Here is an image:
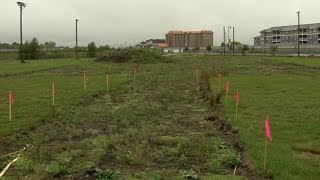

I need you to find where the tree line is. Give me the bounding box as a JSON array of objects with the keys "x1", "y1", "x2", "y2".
[{"x1": 0, "y1": 38, "x2": 111, "y2": 59}]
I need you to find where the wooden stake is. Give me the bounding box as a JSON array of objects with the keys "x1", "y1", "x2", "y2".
[
  {"x1": 226, "y1": 90, "x2": 228, "y2": 106},
  {"x1": 264, "y1": 135, "x2": 268, "y2": 170},
  {"x1": 9, "y1": 91, "x2": 12, "y2": 121},
  {"x1": 52, "y1": 82, "x2": 55, "y2": 106},
  {"x1": 195, "y1": 67, "x2": 199, "y2": 83},
  {"x1": 0, "y1": 156, "x2": 20, "y2": 177},
  {"x1": 133, "y1": 66, "x2": 137, "y2": 81},
  {"x1": 83, "y1": 72, "x2": 87, "y2": 92},
  {"x1": 233, "y1": 165, "x2": 237, "y2": 175},
  {"x1": 235, "y1": 103, "x2": 238, "y2": 121},
  {"x1": 0, "y1": 148, "x2": 25, "y2": 159},
  {"x1": 106, "y1": 74, "x2": 110, "y2": 94}
]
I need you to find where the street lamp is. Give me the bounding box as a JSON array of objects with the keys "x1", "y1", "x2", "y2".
[
  {"x1": 297, "y1": 11, "x2": 300, "y2": 57},
  {"x1": 17, "y1": 2, "x2": 26, "y2": 63},
  {"x1": 76, "y1": 19, "x2": 79, "y2": 60},
  {"x1": 228, "y1": 25, "x2": 231, "y2": 45}
]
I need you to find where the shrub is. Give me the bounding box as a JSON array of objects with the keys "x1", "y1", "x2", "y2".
[
  {"x1": 206, "y1": 44, "x2": 212, "y2": 52},
  {"x1": 87, "y1": 42, "x2": 97, "y2": 58},
  {"x1": 46, "y1": 157, "x2": 71, "y2": 177},
  {"x1": 20, "y1": 37, "x2": 40, "y2": 60},
  {"x1": 95, "y1": 48, "x2": 165, "y2": 63},
  {"x1": 15, "y1": 156, "x2": 35, "y2": 173},
  {"x1": 180, "y1": 169, "x2": 198, "y2": 180},
  {"x1": 241, "y1": 45, "x2": 249, "y2": 55},
  {"x1": 94, "y1": 168, "x2": 122, "y2": 180}
]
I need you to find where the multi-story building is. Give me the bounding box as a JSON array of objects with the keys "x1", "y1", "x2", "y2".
[
  {"x1": 254, "y1": 23, "x2": 320, "y2": 47},
  {"x1": 165, "y1": 30, "x2": 213, "y2": 49}
]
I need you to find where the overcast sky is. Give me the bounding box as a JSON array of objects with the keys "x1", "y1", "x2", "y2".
[{"x1": 1, "y1": 0, "x2": 319, "y2": 47}]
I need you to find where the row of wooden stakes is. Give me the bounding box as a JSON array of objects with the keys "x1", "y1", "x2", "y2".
[{"x1": 6, "y1": 66, "x2": 138, "y2": 121}]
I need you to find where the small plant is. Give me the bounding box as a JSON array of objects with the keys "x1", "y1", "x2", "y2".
[
  {"x1": 15, "y1": 155, "x2": 35, "y2": 173},
  {"x1": 46, "y1": 157, "x2": 71, "y2": 177},
  {"x1": 225, "y1": 153, "x2": 242, "y2": 167},
  {"x1": 177, "y1": 154, "x2": 188, "y2": 167},
  {"x1": 46, "y1": 161, "x2": 69, "y2": 177},
  {"x1": 193, "y1": 47, "x2": 200, "y2": 52},
  {"x1": 180, "y1": 169, "x2": 198, "y2": 179},
  {"x1": 94, "y1": 168, "x2": 122, "y2": 180}
]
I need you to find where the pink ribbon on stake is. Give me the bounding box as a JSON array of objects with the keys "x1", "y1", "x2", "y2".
[
  {"x1": 9, "y1": 91, "x2": 14, "y2": 105},
  {"x1": 265, "y1": 116, "x2": 272, "y2": 142},
  {"x1": 226, "y1": 82, "x2": 230, "y2": 92},
  {"x1": 236, "y1": 89, "x2": 240, "y2": 105}
]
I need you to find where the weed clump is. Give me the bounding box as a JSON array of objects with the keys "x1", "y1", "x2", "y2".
[
  {"x1": 95, "y1": 48, "x2": 165, "y2": 63},
  {"x1": 94, "y1": 168, "x2": 122, "y2": 180},
  {"x1": 199, "y1": 71, "x2": 224, "y2": 106}
]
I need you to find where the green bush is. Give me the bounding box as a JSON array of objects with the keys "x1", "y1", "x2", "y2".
[
  {"x1": 180, "y1": 169, "x2": 198, "y2": 179},
  {"x1": 95, "y1": 48, "x2": 165, "y2": 63},
  {"x1": 46, "y1": 158, "x2": 70, "y2": 177},
  {"x1": 94, "y1": 168, "x2": 122, "y2": 180},
  {"x1": 87, "y1": 42, "x2": 97, "y2": 58},
  {"x1": 15, "y1": 156, "x2": 35, "y2": 173}
]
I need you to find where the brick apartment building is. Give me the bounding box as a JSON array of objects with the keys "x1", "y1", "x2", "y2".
[
  {"x1": 165, "y1": 30, "x2": 213, "y2": 49},
  {"x1": 254, "y1": 23, "x2": 320, "y2": 47}
]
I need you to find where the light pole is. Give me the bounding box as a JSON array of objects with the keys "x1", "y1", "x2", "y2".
[
  {"x1": 297, "y1": 11, "x2": 300, "y2": 57},
  {"x1": 233, "y1": 26, "x2": 235, "y2": 56},
  {"x1": 17, "y1": 2, "x2": 26, "y2": 63},
  {"x1": 76, "y1": 19, "x2": 79, "y2": 60},
  {"x1": 228, "y1": 25, "x2": 231, "y2": 44},
  {"x1": 223, "y1": 26, "x2": 226, "y2": 55}
]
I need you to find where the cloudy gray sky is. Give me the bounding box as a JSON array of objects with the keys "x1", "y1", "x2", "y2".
[{"x1": 1, "y1": 0, "x2": 319, "y2": 47}]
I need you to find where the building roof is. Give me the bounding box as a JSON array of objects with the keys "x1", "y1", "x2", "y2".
[
  {"x1": 158, "y1": 43, "x2": 168, "y2": 48},
  {"x1": 167, "y1": 30, "x2": 213, "y2": 35},
  {"x1": 260, "y1": 23, "x2": 320, "y2": 33}
]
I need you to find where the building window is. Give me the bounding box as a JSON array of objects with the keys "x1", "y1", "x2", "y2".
[
  {"x1": 318, "y1": 34, "x2": 320, "y2": 38},
  {"x1": 318, "y1": 28, "x2": 320, "y2": 32},
  {"x1": 318, "y1": 40, "x2": 320, "y2": 43}
]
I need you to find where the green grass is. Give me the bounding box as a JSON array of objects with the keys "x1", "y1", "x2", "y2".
[
  {"x1": 0, "y1": 59, "x2": 84, "y2": 76},
  {"x1": 0, "y1": 59, "x2": 129, "y2": 136},
  {"x1": 203, "y1": 55, "x2": 320, "y2": 179},
  {"x1": 0, "y1": 55, "x2": 319, "y2": 179},
  {"x1": 265, "y1": 56, "x2": 320, "y2": 68},
  {"x1": 223, "y1": 75, "x2": 320, "y2": 179}
]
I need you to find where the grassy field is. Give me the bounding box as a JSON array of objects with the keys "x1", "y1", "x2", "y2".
[
  {"x1": 201, "y1": 55, "x2": 320, "y2": 179},
  {"x1": 0, "y1": 55, "x2": 319, "y2": 179},
  {"x1": 0, "y1": 59, "x2": 130, "y2": 136}
]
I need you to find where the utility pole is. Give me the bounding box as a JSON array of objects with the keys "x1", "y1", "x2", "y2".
[
  {"x1": 228, "y1": 25, "x2": 231, "y2": 44},
  {"x1": 76, "y1": 19, "x2": 79, "y2": 60},
  {"x1": 297, "y1": 11, "x2": 300, "y2": 57},
  {"x1": 223, "y1": 26, "x2": 226, "y2": 55},
  {"x1": 17, "y1": 2, "x2": 26, "y2": 63},
  {"x1": 233, "y1": 26, "x2": 235, "y2": 56}
]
